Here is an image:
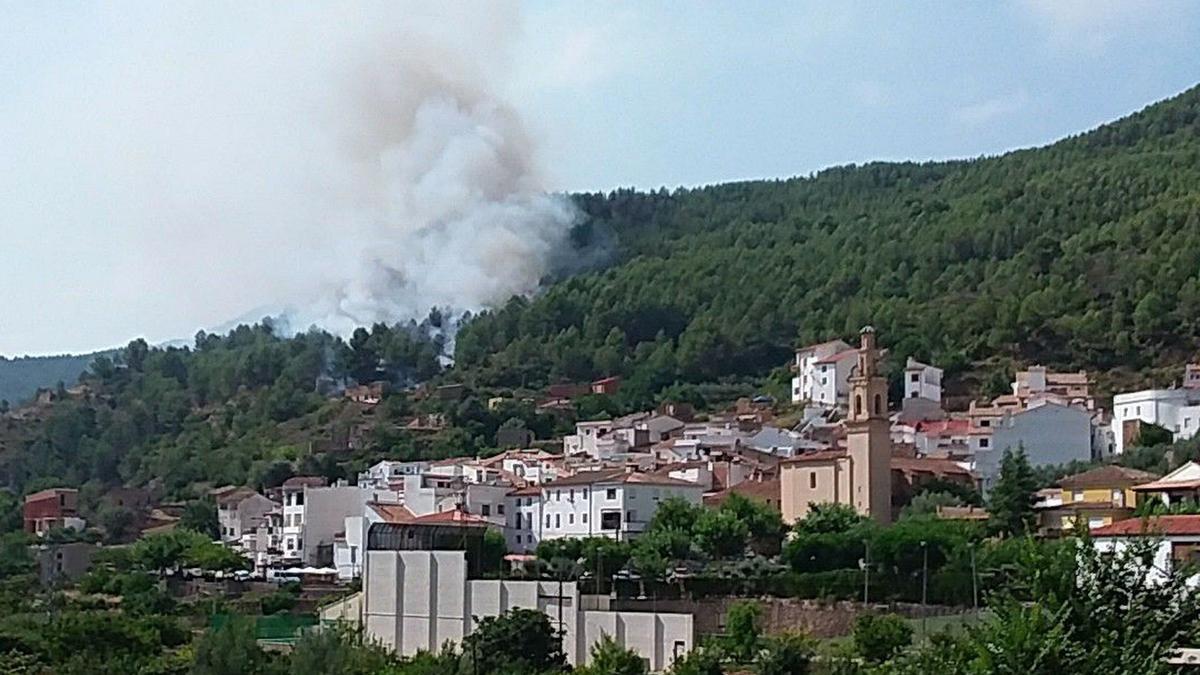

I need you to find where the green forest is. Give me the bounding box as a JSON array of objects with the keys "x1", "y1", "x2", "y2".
[{"x1": 456, "y1": 84, "x2": 1200, "y2": 399}]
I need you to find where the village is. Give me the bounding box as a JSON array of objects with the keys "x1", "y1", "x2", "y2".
[{"x1": 16, "y1": 325, "x2": 1200, "y2": 667}]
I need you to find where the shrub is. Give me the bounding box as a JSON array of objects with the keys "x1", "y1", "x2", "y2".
[{"x1": 852, "y1": 614, "x2": 913, "y2": 664}]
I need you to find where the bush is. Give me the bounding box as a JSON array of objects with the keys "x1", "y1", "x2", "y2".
[
  {"x1": 755, "y1": 632, "x2": 815, "y2": 675},
  {"x1": 852, "y1": 614, "x2": 913, "y2": 664},
  {"x1": 725, "y1": 600, "x2": 762, "y2": 662}
]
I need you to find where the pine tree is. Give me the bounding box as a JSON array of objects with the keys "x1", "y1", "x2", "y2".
[{"x1": 989, "y1": 447, "x2": 1038, "y2": 536}]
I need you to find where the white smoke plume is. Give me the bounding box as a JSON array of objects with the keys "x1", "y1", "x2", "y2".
[{"x1": 0, "y1": 2, "x2": 577, "y2": 353}]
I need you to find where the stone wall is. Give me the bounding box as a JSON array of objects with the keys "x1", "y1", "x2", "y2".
[{"x1": 610, "y1": 597, "x2": 962, "y2": 638}]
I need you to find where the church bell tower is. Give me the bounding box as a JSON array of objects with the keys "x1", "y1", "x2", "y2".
[{"x1": 846, "y1": 326, "x2": 892, "y2": 523}]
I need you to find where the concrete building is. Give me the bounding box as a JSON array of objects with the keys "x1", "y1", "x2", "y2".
[
  {"x1": 1111, "y1": 387, "x2": 1200, "y2": 454},
  {"x1": 1012, "y1": 366, "x2": 1093, "y2": 409},
  {"x1": 281, "y1": 477, "x2": 327, "y2": 560},
  {"x1": 975, "y1": 401, "x2": 1095, "y2": 493},
  {"x1": 34, "y1": 542, "x2": 96, "y2": 585},
  {"x1": 903, "y1": 358, "x2": 943, "y2": 403},
  {"x1": 354, "y1": 550, "x2": 694, "y2": 669},
  {"x1": 780, "y1": 327, "x2": 893, "y2": 524},
  {"x1": 301, "y1": 484, "x2": 403, "y2": 566},
  {"x1": 505, "y1": 485, "x2": 544, "y2": 553},
  {"x1": 538, "y1": 470, "x2": 705, "y2": 542},
  {"x1": 23, "y1": 488, "x2": 85, "y2": 536},
  {"x1": 215, "y1": 487, "x2": 276, "y2": 544},
  {"x1": 1132, "y1": 461, "x2": 1200, "y2": 508},
  {"x1": 789, "y1": 339, "x2": 856, "y2": 407},
  {"x1": 357, "y1": 460, "x2": 432, "y2": 490}
]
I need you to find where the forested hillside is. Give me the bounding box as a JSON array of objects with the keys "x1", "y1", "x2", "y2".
[
  {"x1": 455, "y1": 85, "x2": 1200, "y2": 400},
  {"x1": 0, "y1": 353, "x2": 109, "y2": 406}
]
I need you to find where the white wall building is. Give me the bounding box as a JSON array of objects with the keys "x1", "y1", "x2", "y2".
[
  {"x1": 790, "y1": 339, "x2": 856, "y2": 406},
  {"x1": 1111, "y1": 387, "x2": 1200, "y2": 454},
  {"x1": 300, "y1": 484, "x2": 401, "y2": 565},
  {"x1": 1091, "y1": 516, "x2": 1200, "y2": 588},
  {"x1": 216, "y1": 488, "x2": 277, "y2": 544},
  {"x1": 539, "y1": 470, "x2": 705, "y2": 542},
  {"x1": 357, "y1": 460, "x2": 432, "y2": 490},
  {"x1": 506, "y1": 486, "x2": 543, "y2": 553},
  {"x1": 975, "y1": 401, "x2": 1095, "y2": 493},
  {"x1": 352, "y1": 550, "x2": 694, "y2": 669},
  {"x1": 903, "y1": 358, "x2": 943, "y2": 403}
]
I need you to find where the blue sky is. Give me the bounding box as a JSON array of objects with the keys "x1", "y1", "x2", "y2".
[{"x1": 1, "y1": 1, "x2": 1199, "y2": 356}]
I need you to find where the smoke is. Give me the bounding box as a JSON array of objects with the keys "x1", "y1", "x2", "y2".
[
  {"x1": 285, "y1": 14, "x2": 579, "y2": 335},
  {"x1": 0, "y1": 2, "x2": 577, "y2": 353}
]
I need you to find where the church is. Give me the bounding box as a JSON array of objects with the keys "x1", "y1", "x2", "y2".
[{"x1": 779, "y1": 326, "x2": 893, "y2": 524}]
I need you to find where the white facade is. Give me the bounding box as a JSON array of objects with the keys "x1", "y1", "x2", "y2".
[
  {"x1": 540, "y1": 474, "x2": 705, "y2": 542},
  {"x1": 1093, "y1": 532, "x2": 1200, "y2": 588},
  {"x1": 357, "y1": 460, "x2": 432, "y2": 489},
  {"x1": 357, "y1": 550, "x2": 694, "y2": 669},
  {"x1": 217, "y1": 491, "x2": 277, "y2": 544},
  {"x1": 1111, "y1": 388, "x2": 1200, "y2": 454},
  {"x1": 904, "y1": 358, "x2": 943, "y2": 403},
  {"x1": 790, "y1": 339, "x2": 855, "y2": 406},
  {"x1": 506, "y1": 489, "x2": 543, "y2": 553},
  {"x1": 281, "y1": 488, "x2": 306, "y2": 560},
  {"x1": 402, "y1": 474, "x2": 465, "y2": 516},
  {"x1": 976, "y1": 401, "x2": 1094, "y2": 493}
]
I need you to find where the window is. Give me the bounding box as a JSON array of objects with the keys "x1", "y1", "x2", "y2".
[
  {"x1": 626, "y1": 510, "x2": 637, "y2": 523},
  {"x1": 350, "y1": 546, "x2": 357, "y2": 564},
  {"x1": 855, "y1": 395, "x2": 863, "y2": 415},
  {"x1": 481, "y1": 505, "x2": 491, "y2": 516},
  {"x1": 809, "y1": 472, "x2": 817, "y2": 489},
  {"x1": 569, "y1": 489, "x2": 575, "y2": 500},
  {"x1": 497, "y1": 504, "x2": 505, "y2": 515},
  {"x1": 516, "y1": 535, "x2": 522, "y2": 544},
  {"x1": 910, "y1": 373, "x2": 919, "y2": 383},
  {"x1": 582, "y1": 513, "x2": 588, "y2": 524},
  {"x1": 583, "y1": 488, "x2": 589, "y2": 499},
  {"x1": 979, "y1": 438, "x2": 989, "y2": 448},
  {"x1": 555, "y1": 490, "x2": 561, "y2": 501},
  {"x1": 568, "y1": 513, "x2": 574, "y2": 525},
  {"x1": 980, "y1": 419, "x2": 990, "y2": 427},
  {"x1": 600, "y1": 511, "x2": 621, "y2": 530},
  {"x1": 526, "y1": 513, "x2": 533, "y2": 528},
  {"x1": 911, "y1": 391, "x2": 918, "y2": 398},
  {"x1": 873, "y1": 394, "x2": 882, "y2": 415},
  {"x1": 606, "y1": 489, "x2": 617, "y2": 500},
  {"x1": 1073, "y1": 490, "x2": 1084, "y2": 503},
  {"x1": 555, "y1": 514, "x2": 561, "y2": 528},
  {"x1": 546, "y1": 515, "x2": 551, "y2": 528}
]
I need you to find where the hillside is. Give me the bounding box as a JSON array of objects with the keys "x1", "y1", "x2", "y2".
[
  {"x1": 455, "y1": 85, "x2": 1200, "y2": 402},
  {"x1": 0, "y1": 353, "x2": 110, "y2": 406}
]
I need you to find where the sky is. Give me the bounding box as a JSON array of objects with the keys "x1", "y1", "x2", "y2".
[{"x1": 2, "y1": 1, "x2": 1199, "y2": 357}]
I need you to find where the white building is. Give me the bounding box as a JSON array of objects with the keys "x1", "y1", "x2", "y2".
[
  {"x1": 903, "y1": 358, "x2": 942, "y2": 403},
  {"x1": 479, "y1": 449, "x2": 564, "y2": 485},
  {"x1": 1111, "y1": 387, "x2": 1200, "y2": 454},
  {"x1": 539, "y1": 470, "x2": 705, "y2": 542},
  {"x1": 280, "y1": 477, "x2": 327, "y2": 560},
  {"x1": 350, "y1": 550, "x2": 694, "y2": 669},
  {"x1": 1091, "y1": 515, "x2": 1200, "y2": 588},
  {"x1": 300, "y1": 484, "x2": 401, "y2": 565},
  {"x1": 357, "y1": 460, "x2": 432, "y2": 490},
  {"x1": 216, "y1": 487, "x2": 278, "y2": 544},
  {"x1": 790, "y1": 339, "x2": 856, "y2": 407},
  {"x1": 505, "y1": 485, "x2": 544, "y2": 553}
]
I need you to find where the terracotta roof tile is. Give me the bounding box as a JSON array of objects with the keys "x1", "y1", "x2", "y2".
[
  {"x1": 1091, "y1": 515, "x2": 1200, "y2": 537},
  {"x1": 1058, "y1": 465, "x2": 1160, "y2": 490}
]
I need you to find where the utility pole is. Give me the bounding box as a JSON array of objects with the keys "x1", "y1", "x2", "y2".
[
  {"x1": 920, "y1": 541, "x2": 929, "y2": 643},
  {"x1": 970, "y1": 543, "x2": 979, "y2": 617},
  {"x1": 862, "y1": 539, "x2": 870, "y2": 605}
]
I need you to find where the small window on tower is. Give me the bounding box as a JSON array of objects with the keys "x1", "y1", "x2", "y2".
[{"x1": 809, "y1": 472, "x2": 817, "y2": 489}]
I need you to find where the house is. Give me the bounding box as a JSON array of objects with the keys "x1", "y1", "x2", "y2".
[
  {"x1": 347, "y1": 550, "x2": 694, "y2": 669},
  {"x1": 1111, "y1": 386, "x2": 1200, "y2": 454},
  {"x1": 789, "y1": 339, "x2": 856, "y2": 407},
  {"x1": 1012, "y1": 366, "x2": 1093, "y2": 410},
  {"x1": 974, "y1": 400, "x2": 1096, "y2": 493},
  {"x1": 890, "y1": 456, "x2": 977, "y2": 513},
  {"x1": 780, "y1": 327, "x2": 892, "y2": 524},
  {"x1": 478, "y1": 448, "x2": 563, "y2": 485},
  {"x1": 590, "y1": 376, "x2": 621, "y2": 396},
  {"x1": 345, "y1": 381, "x2": 387, "y2": 405},
  {"x1": 281, "y1": 476, "x2": 328, "y2": 559},
  {"x1": 23, "y1": 488, "x2": 85, "y2": 536},
  {"x1": 538, "y1": 469, "x2": 705, "y2": 542},
  {"x1": 216, "y1": 488, "x2": 277, "y2": 544},
  {"x1": 1091, "y1": 515, "x2": 1200, "y2": 586},
  {"x1": 357, "y1": 460, "x2": 432, "y2": 490},
  {"x1": 300, "y1": 483, "x2": 403, "y2": 566},
  {"x1": 1132, "y1": 461, "x2": 1200, "y2": 508},
  {"x1": 903, "y1": 358, "x2": 943, "y2": 403},
  {"x1": 1043, "y1": 465, "x2": 1161, "y2": 534},
  {"x1": 33, "y1": 542, "x2": 96, "y2": 585},
  {"x1": 505, "y1": 485, "x2": 544, "y2": 553},
  {"x1": 703, "y1": 479, "x2": 782, "y2": 513}
]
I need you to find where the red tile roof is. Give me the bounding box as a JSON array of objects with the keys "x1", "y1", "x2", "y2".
[
  {"x1": 368, "y1": 503, "x2": 417, "y2": 524},
  {"x1": 411, "y1": 509, "x2": 491, "y2": 527},
  {"x1": 1091, "y1": 515, "x2": 1200, "y2": 537},
  {"x1": 780, "y1": 450, "x2": 848, "y2": 464},
  {"x1": 282, "y1": 476, "x2": 327, "y2": 489},
  {"x1": 1058, "y1": 465, "x2": 1160, "y2": 490},
  {"x1": 914, "y1": 419, "x2": 971, "y2": 435},
  {"x1": 813, "y1": 349, "x2": 858, "y2": 365},
  {"x1": 890, "y1": 456, "x2": 974, "y2": 477}
]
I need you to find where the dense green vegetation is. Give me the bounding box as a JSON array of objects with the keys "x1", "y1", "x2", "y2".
[
  {"x1": 457, "y1": 85, "x2": 1200, "y2": 401},
  {"x1": 0, "y1": 352, "x2": 110, "y2": 406}
]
